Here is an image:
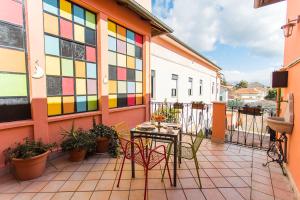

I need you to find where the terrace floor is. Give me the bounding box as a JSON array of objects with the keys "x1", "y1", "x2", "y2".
[{"x1": 0, "y1": 139, "x2": 296, "y2": 200}]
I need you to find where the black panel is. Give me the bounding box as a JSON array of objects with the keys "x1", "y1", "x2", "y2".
[
  {"x1": 0, "y1": 22, "x2": 24, "y2": 49},
  {"x1": 47, "y1": 76, "x2": 62, "y2": 96},
  {"x1": 117, "y1": 94, "x2": 127, "y2": 107},
  {"x1": 73, "y1": 43, "x2": 85, "y2": 60},
  {"x1": 272, "y1": 71, "x2": 288, "y2": 88},
  {"x1": 85, "y1": 28, "x2": 96, "y2": 45},
  {"x1": 61, "y1": 39, "x2": 73, "y2": 58},
  {"x1": 135, "y1": 46, "x2": 142, "y2": 58},
  {"x1": 109, "y1": 65, "x2": 117, "y2": 80},
  {"x1": 0, "y1": 97, "x2": 31, "y2": 122},
  {"x1": 127, "y1": 69, "x2": 135, "y2": 81}
]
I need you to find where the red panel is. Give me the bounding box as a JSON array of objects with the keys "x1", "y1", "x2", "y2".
[
  {"x1": 60, "y1": 19, "x2": 73, "y2": 39},
  {"x1": 86, "y1": 46, "x2": 96, "y2": 62},
  {"x1": 0, "y1": 0, "x2": 23, "y2": 26},
  {"x1": 117, "y1": 67, "x2": 126, "y2": 80},
  {"x1": 127, "y1": 94, "x2": 135, "y2": 106},
  {"x1": 62, "y1": 77, "x2": 74, "y2": 95},
  {"x1": 135, "y1": 34, "x2": 143, "y2": 45}
]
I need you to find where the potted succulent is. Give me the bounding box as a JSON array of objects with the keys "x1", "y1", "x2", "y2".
[
  {"x1": 3, "y1": 138, "x2": 56, "y2": 181},
  {"x1": 61, "y1": 124, "x2": 96, "y2": 162},
  {"x1": 90, "y1": 123, "x2": 119, "y2": 157},
  {"x1": 192, "y1": 101, "x2": 205, "y2": 109}
]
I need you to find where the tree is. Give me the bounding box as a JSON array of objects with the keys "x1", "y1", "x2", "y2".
[
  {"x1": 265, "y1": 89, "x2": 277, "y2": 100},
  {"x1": 234, "y1": 80, "x2": 248, "y2": 89}
]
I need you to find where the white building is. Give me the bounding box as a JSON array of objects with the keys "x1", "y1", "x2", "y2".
[
  {"x1": 234, "y1": 88, "x2": 267, "y2": 103},
  {"x1": 150, "y1": 34, "x2": 221, "y2": 104},
  {"x1": 220, "y1": 85, "x2": 229, "y2": 102}
]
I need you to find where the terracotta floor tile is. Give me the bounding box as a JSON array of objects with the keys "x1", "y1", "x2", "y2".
[
  {"x1": 224, "y1": 162, "x2": 241, "y2": 169},
  {"x1": 129, "y1": 190, "x2": 144, "y2": 200},
  {"x1": 148, "y1": 178, "x2": 165, "y2": 189},
  {"x1": 70, "y1": 192, "x2": 92, "y2": 200},
  {"x1": 85, "y1": 171, "x2": 103, "y2": 180},
  {"x1": 101, "y1": 171, "x2": 118, "y2": 180},
  {"x1": 184, "y1": 189, "x2": 206, "y2": 200},
  {"x1": 35, "y1": 171, "x2": 59, "y2": 181},
  {"x1": 51, "y1": 192, "x2": 74, "y2": 200},
  {"x1": 232, "y1": 168, "x2": 251, "y2": 176},
  {"x1": 130, "y1": 179, "x2": 146, "y2": 190},
  {"x1": 241, "y1": 176, "x2": 252, "y2": 187},
  {"x1": 41, "y1": 181, "x2": 65, "y2": 192},
  {"x1": 149, "y1": 190, "x2": 167, "y2": 200},
  {"x1": 177, "y1": 170, "x2": 193, "y2": 178},
  {"x1": 199, "y1": 161, "x2": 215, "y2": 168},
  {"x1": 211, "y1": 162, "x2": 228, "y2": 168},
  {"x1": 164, "y1": 178, "x2": 182, "y2": 189},
  {"x1": 77, "y1": 180, "x2": 98, "y2": 191},
  {"x1": 12, "y1": 193, "x2": 36, "y2": 200},
  {"x1": 218, "y1": 188, "x2": 244, "y2": 200},
  {"x1": 252, "y1": 168, "x2": 270, "y2": 178},
  {"x1": 211, "y1": 177, "x2": 232, "y2": 187},
  {"x1": 251, "y1": 190, "x2": 274, "y2": 200},
  {"x1": 63, "y1": 164, "x2": 80, "y2": 172},
  {"x1": 190, "y1": 169, "x2": 208, "y2": 178},
  {"x1": 95, "y1": 179, "x2": 114, "y2": 190},
  {"x1": 252, "y1": 181, "x2": 273, "y2": 196},
  {"x1": 148, "y1": 170, "x2": 163, "y2": 179},
  {"x1": 180, "y1": 178, "x2": 199, "y2": 189},
  {"x1": 91, "y1": 164, "x2": 107, "y2": 171},
  {"x1": 53, "y1": 172, "x2": 73, "y2": 181},
  {"x1": 0, "y1": 181, "x2": 31, "y2": 193},
  {"x1": 90, "y1": 191, "x2": 111, "y2": 200},
  {"x1": 218, "y1": 169, "x2": 237, "y2": 177},
  {"x1": 22, "y1": 181, "x2": 48, "y2": 192},
  {"x1": 113, "y1": 179, "x2": 131, "y2": 190},
  {"x1": 76, "y1": 164, "x2": 93, "y2": 172},
  {"x1": 225, "y1": 177, "x2": 248, "y2": 188},
  {"x1": 59, "y1": 181, "x2": 81, "y2": 192},
  {"x1": 69, "y1": 172, "x2": 88, "y2": 181},
  {"x1": 110, "y1": 191, "x2": 129, "y2": 200},
  {"x1": 199, "y1": 178, "x2": 215, "y2": 188},
  {"x1": 273, "y1": 187, "x2": 296, "y2": 200},
  {"x1": 166, "y1": 189, "x2": 186, "y2": 200},
  {"x1": 252, "y1": 173, "x2": 272, "y2": 185},
  {"x1": 236, "y1": 187, "x2": 251, "y2": 200},
  {"x1": 202, "y1": 188, "x2": 225, "y2": 200},
  {"x1": 32, "y1": 192, "x2": 54, "y2": 200},
  {"x1": 204, "y1": 169, "x2": 223, "y2": 177},
  {"x1": 271, "y1": 178, "x2": 293, "y2": 192},
  {"x1": 0, "y1": 193, "x2": 16, "y2": 200}
]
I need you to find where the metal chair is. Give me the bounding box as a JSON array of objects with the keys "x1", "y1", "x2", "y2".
[
  {"x1": 162, "y1": 129, "x2": 205, "y2": 188},
  {"x1": 117, "y1": 137, "x2": 172, "y2": 200}
]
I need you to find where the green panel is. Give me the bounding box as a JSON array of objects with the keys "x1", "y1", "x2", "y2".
[
  {"x1": 87, "y1": 95, "x2": 97, "y2": 110},
  {"x1": 61, "y1": 58, "x2": 74, "y2": 76},
  {"x1": 85, "y1": 11, "x2": 96, "y2": 29},
  {"x1": 0, "y1": 73, "x2": 27, "y2": 97}
]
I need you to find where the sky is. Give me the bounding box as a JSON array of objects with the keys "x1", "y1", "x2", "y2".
[{"x1": 151, "y1": 0, "x2": 287, "y2": 85}]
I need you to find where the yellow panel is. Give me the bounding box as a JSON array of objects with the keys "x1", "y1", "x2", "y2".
[
  {"x1": 44, "y1": 13, "x2": 59, "y2": 35},
  {"x1": 60, "y1": 0, "x2": 72, "y2": 20},
  {"x1": 75, "y1": 61, "x2": 85, "y2": 77},
  {"x1": 127, "y1": 56, "x2": 135, "y2": 69},
  {"x1": 76, "y1": 78, "x2": 86, "y2": 95},
  {"x1": 108, "y1": 51, "x2": 116, "y2": 65},
  {"x1": 0, "y1": 48, "x2": 25, "y2": 73},
  {"x1": 109, "y1": 95, "x2": 117, "y2": 108},
  {"x1": 63, "y1": 96, "x2": 74, "y2": 114},
  {"x1": 127, "y1": 43, "x2": 135, "y2": 57},
  {"x1": 108, "y1": 21, "x2": 116, "y2": 37},
  {"x1": 136, "y1": 82, "x2": 142, "y2": 93},
  {"x1": 117, "y1": 53, "x2": 126, "y2": 67},
  {"x1": 74, "y1": 24, "x2": 84, "y2": 43},
  {"x1": 48, "y1": 97, "x2": 62, "y2": 116},
  {"x1": 136, "y1": 94, "x2": 143, "y2": 105},
  {"x1": 136, "y1": 70, "x2": 142, "y2": 82},
  {"x1": 117, "y1": 25, "x2": 126, "y2": 41},
  {"x1": 46, "y1": 56, "x2": 60, "y2": 75},
  {"x1": 109, "y1": 80, "x2": 117, "y2": 94}
]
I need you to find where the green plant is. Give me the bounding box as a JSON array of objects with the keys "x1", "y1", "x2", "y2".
[
  {"x1": 192, "y1": 101, "x2": 204, "y2": 104},
  {"x1": 90, "y1": 122, "x2": 119, "y2": 158},
  {"x1": 61, "y1": 124, "x2": 96, "y2": 154},
  {"x1": 3, "y1": 138, "x2": 56, "y2": 164}
]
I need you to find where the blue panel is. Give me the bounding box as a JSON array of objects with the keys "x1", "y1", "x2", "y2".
[
  {"x1": 45, "y1": 35, "x2": 59, "y2": 56},
  {"x1": 76, "y1": 96, "x2": 86, "y2": 112},
  {"x1": 127, "y1": 82, "x2": 135, "y2": 94},
  {"x1": 108, "y1": 36, "x2": 116, "y2": 51},
  {"x1": 87, "y1": 63, "x2": 97, "y2": 78},
  {"x1": 43, "y1": 0, "x2": 58, "y2": 15},
  {"x1": 73, "y1": 5, "x2": 84, "y2": 25},
  {"x1": 136, "y1": 59, "x2": 142, "y2": 70},
  {"x1": 126, "y1": 30, "x2": 135, "y2": 44}
]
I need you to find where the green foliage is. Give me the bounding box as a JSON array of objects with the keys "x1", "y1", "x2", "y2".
[
  {"x1": 227, "y1": 99, "x2": 244, "y2": 108},
  {"x1": 3, "y1": 138, "x2": 56, "y2": 164},
  {"x1": 61, "y1": 124, "x2": 96, "y2": 154},
  {"x1": 234, "y1": 80, "x2": 248, "y2": 89},
  {"x1": 90, "y1": 123, "x2": 119, "y2": 158},
  {"x1": 265, "y1": 89, "x2": 277, "y2": 100},
  {"x1": 154, "y1": 106, "x2": 180, "y2": 123}
]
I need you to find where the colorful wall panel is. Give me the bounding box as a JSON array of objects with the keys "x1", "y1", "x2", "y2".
[
  {"x1": 0, "y1": 0, "x2": 31, "y2": 123},
  {"x1": 108, "y1": 21, "x2": 143, "y2": 108},
  {"x1": 43, "y1": 0, "x2": 98, "y2": 116}
]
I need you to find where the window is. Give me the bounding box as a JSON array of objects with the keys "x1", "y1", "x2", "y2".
[
  {"x1": 171, "y1": 74, "x2": 178, "y2": 97},
  {"x1": 188, "y1": 77, "x2": 193, "y2": 96},
  {"x1": 0, "y1": 0, "x2": 31, "y2": 123},
  {"x1": 43, "y1": 0, "x2": 98, "y2": 116},
  {"x1": 199, "y1": 79, "x2": 203, "y2": 96},
  {"x1": 212, "y1": 82, "x2": 215, "y2": 94},
  {"x1": 108, "y1": 20, "x2": 143, "y2": 108},
  {"x1": 151, "y1": 70, "x2": 155, "y2": 99}
]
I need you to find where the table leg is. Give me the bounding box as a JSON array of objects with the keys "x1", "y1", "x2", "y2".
[
  {"x1": 179, "y1": 129, "x2": 182, "y2": 165},
  {"x1": 173, "y1": 137, "x2": 177, "y2": 186},
  {"x1": 131, "y1": 131, "x2": 135, "y2": 178}
]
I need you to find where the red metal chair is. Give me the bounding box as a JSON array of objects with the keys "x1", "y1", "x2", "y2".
[{"x1": 117, "y1": 137, "x2": 172, "y2": 200}]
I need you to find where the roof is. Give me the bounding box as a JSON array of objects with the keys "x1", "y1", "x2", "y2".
[
  {"x1": 235, "y1": 88, "x2": 262, "y2": 95},
  {"x1": 254, "y1": 0, "x2": 285, "y2": 8},
  {"x1": 166, "y1": 34, "x2": 222, "y2": 71},
  {"x1": 116, "y1": 0, "x2": 173, "y2": 36}
]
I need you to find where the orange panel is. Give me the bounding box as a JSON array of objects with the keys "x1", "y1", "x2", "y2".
[{"x1": 0, "y1": 48, "x2": 26, "y2": 73}]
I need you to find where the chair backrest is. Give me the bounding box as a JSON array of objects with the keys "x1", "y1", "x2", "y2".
[
  {"x1": 113, "y1": 122, "x2": 131, "y2": 139},
  {"x1": 192, "y1": 130, "x2": 205, "y2": 152},
  {"x1": 118, "y1": 137, "x2": 145, "y2": 166}
]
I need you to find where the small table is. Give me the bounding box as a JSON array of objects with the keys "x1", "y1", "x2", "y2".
[{"x1": 130, "y1": 123, "x2": 182, "y2": 186}]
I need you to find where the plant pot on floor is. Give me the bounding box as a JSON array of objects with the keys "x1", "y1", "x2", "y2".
[
  {"x1": 69, "y1": 148, "x2": 87, "y2": 162},
  {"x1": 96, "y1": 136, "x2": 110, "y2": 153},
  {"x1": 12, "y1": 151, "x2": 49, "y2": 181}
]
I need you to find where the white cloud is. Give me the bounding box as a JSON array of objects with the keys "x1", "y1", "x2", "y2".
[{"x1": 153, "y1": 0, "x2": 286, "y2": 57}]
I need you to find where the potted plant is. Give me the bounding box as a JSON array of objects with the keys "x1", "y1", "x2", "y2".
[
  {"x1": 90, "y1": 123, "x2": 119, "y2": 157},
  {"x1": 192, "y1": 101, "x2": 205, "y2": 109},
  {"x1": 173, "y1": 102, "x2": 183, "y2": 109},
  {"x1": 61, "y1": 125, "x2": 96, "y2": 162},
  {"x1": 3, "y1": 138, "x2": 56, "y2": 181}
]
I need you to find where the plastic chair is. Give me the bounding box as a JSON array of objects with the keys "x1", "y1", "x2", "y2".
[
  {"x1": 117, "y1": 137, "x2": 172, "y2": 200},
  {"x1": 162, "y1": 130, "x2": 205, "y2": 188}
]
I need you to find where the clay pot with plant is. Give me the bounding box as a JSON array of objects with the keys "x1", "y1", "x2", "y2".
[
  {"x1": 192, "y1": 101, "x2": 206, "y2": 109},
  {"x1": 61, "y1": 123, "x2": 96, "y2": 162},
  {"x1": 3, "y1": 138, "x2": 56, "y2": 181}
]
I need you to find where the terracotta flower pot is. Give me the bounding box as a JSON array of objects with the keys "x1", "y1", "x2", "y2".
[
  {"x1": 69, "y1": 148, "x2": 87, "y2": 162},
  {"x1": 96, "y1": 136, "x2": 110, "y2": 153},
  {"x1": 192, "y1": 103, "x2": 205, "y2": 109},
  {"x1": 12, "y1": 151, "x2": 49, "y2": 181}
]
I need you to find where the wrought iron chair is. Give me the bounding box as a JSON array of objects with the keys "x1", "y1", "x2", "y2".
[
  {"x1": 162, "y1": 129, "x2": 205, "y2": 188},
  {"x1": 117, "y1": 137, "x2": 172, "y2": 200}
]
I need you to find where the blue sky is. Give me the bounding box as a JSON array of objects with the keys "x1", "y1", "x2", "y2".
[{"x1": 152, "y1": 0, "x2": 287, "y2": 85}]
